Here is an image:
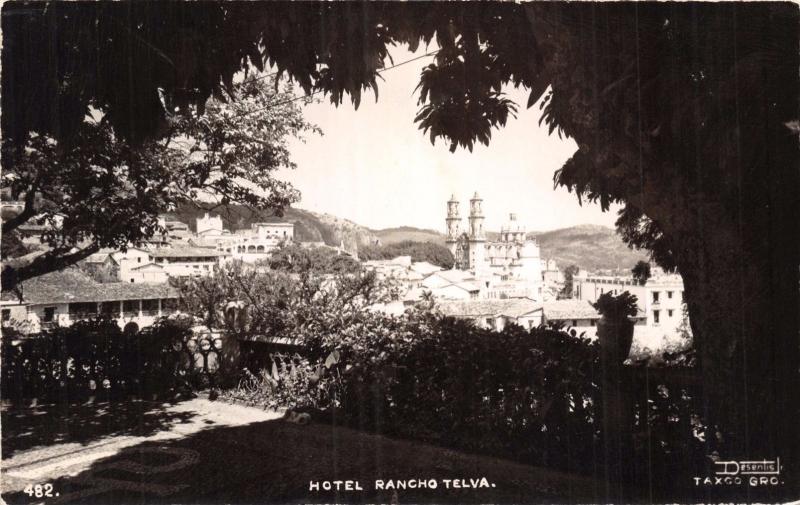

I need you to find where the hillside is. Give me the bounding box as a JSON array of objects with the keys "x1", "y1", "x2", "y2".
[
  {"x1": 371, "y1": 226, "x2": 446, "y2": 246},
  {"x1": 371, "y1": 223, "x2": 645, "y2": 271},
  {"x1": 169, "y1": 205, "x2": 644, "y2": 271},
  {"x1": 169, "y1": 203, "x2": 379, "y2": 252},
  {"x1": 530, "y1": 224, "x2": 648, "y2": 271}
]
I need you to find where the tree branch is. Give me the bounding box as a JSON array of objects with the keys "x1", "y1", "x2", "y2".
[
  {"x1": 1, "y1": 243, "x2": 101, "y2": 293},
  {"x1": 2, "y1": 184, "x2": 40, "y2": 235}
]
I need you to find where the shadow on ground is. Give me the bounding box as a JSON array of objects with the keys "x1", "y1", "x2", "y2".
[
  {"x1": 1, "y1": 399, "x2": 198, "y2": 458},
  {"x1": 3, "y1": 413, "x2": 602, "y2": 504}
]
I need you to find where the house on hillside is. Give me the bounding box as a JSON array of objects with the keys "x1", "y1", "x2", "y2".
[{"x1": 148, "y1": 244, "x2": 227, "y2": 277}]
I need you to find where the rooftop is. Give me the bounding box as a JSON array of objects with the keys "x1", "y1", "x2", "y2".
[
  {"x1": 10, "y1": 268, "x2": 178, "y2": 305},
  {"x1": 543, "y1": 299, "x2": 601, "y2": 320},
  {"x1": 543, "y1": 299, "x2": 647, "y2": 320},
  {"x1": 147, "y1": 244, "x2": 227, "y2": 258},
  {"x1": 427, "y1": 269, "x2": 476, "y2": 285},
  {"x1": 439, "y1": 298, "x2": 542, "y2": 318}
]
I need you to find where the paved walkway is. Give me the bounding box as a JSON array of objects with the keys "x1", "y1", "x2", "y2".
[{"x1": 2, "y1": 398, "x2": 602, "y2": 504}]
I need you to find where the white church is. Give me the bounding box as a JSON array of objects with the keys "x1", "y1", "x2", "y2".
[{"x1": 445, "y1": 192, "x2": 544, "y2": 300}]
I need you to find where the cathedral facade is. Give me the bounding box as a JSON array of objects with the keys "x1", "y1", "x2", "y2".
[{"x1": 445, "y1": 193, "x2": 542, "y2": 285}]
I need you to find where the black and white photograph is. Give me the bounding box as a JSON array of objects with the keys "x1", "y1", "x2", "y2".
[{"x1": 1, "y1": 2, "x2": 798, "y2": 503}]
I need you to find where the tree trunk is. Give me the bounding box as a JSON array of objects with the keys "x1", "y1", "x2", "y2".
[{"x1": 670, "y1": 148, "x2": 799, "y2": 499}]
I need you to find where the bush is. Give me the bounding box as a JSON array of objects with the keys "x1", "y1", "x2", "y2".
[
  {"x1": 219, "y1": 354, "x2": 333, "y2": 411},
  {"x1": 359, "y1": 240, "x2": 454, "y2": 268},
  {"x1": 296, "y1": 312, "x2": 604, "y2": 472}
]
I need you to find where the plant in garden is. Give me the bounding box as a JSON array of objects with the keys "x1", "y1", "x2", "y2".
[
  {"x1": 632, "y1": 260, "x2": 652, "y2": 285},
  {"x1": 592, "y1": 291, "x2": 638, "y2": 321}
]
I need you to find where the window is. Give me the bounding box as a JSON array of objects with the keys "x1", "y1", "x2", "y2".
[
  {"x1": 137, "y1": 257, "x2": 141, "y2": 263},
  {"x1": 653, "y1": 310, "x2": 660, "y2": 324},
  {"x1": 69, "y1": 302, "x2": 97, "y2": 319},
  {"x1": 100, "y1": 301, "x2": 118, "y2": 315},
  {"x1": 130, "y1": 278, "x2": 135, "y2": 283},
  {"x1": 590, "y1": 319, "x2": 596, "y2": 326},
  {"x1": 142, "y1": 299, "x2": 159, "y2": 316},
  {"x1": 572, "y1": 320, "x2": 577, "y2": 327},
  {"x1": 667, "y1": 291, "x2": 673, "y2": 299},
  {"x1": 668, "y1": 309, "x2": 674, "y2": 317},
  {"x1": 2, "y1": 309, "x2": 10, "y2": 322},
  {"x1": 652, "y1": 291, "x2": 660, "y2": 303},
  {"x1": 123, "y1": 300, "x2": 139, "y2": 316},
  {"x1": 43, "y1": 306, "x2": 56, "y2": 322}
]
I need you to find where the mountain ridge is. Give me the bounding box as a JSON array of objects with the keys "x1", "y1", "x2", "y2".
[{"x1": 170, "y1": 204, "x2": 646, "y2": 271}]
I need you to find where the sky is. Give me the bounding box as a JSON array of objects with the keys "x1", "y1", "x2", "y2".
[{"x1": 279, "y1": 46, "x2": 621, "y2": 233}]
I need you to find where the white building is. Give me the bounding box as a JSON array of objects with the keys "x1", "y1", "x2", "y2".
[
  {"x1": 421, "y1": 269, "x2": 483, "y2": 300},
  {"x1": 148, "y1": 244, "x2": 227, "y2": 277},
  {"x1": 572, "y1": 266, "x2": 690, "y2": 346},
  {"x1": 210, "y1": 220, "x2": 295, "y2": 263}
]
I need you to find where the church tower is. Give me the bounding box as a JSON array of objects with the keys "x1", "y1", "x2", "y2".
[
  {"x1": 468, "y1": 192, "x2": 486, "y2": 272},
  {"x1": 445, "y1": 194, "x2": 461, "y2": 258}
]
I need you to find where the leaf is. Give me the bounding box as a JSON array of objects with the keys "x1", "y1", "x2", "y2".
[{"x1": 324, "y1": 350, "x2": 340, "y2": 369}]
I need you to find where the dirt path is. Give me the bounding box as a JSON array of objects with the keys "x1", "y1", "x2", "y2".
[{"x1": 2, "y1": 399, "x2": 602, "y2": 504}]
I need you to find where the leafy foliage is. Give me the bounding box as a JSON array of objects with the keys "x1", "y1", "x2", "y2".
[
  {"x1": 1, "y1": 75, "x2": 318, "y2": 290},
  {"x1": 358, "y1": 240, "x2": 454, "y2": 268},
  {"x1": 220, "y1": 354, "x2": 333, "y2": 411},
  {"x1": 631, "y1": 260, "x2": 651, "y2": 285},
  {"x1": 592, "y1": 291, "x2": 639, "y2": 320},
  {"x1": 266, "y1": 241, "x2": 362, "y2": 275},
  {"x1": 175, "y1": 260, "x2": 396, "y2": 353},
  {"x1": 558, "y1": 264, "x2": 580, "y2": 299}
]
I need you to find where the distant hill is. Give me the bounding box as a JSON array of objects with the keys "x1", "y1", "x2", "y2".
[
  {"x1": 170, "y1": 204, "x2": 644, "y2": 271},
  {"x1": 371, "y1": 226, "x2": 446, "y2": 246},
  {"x1": 370, "y1": 224, "x2": 645, "y2": 271},
  {"x1": 530, "y1": 224, "x2": 647, "y2": 271}
]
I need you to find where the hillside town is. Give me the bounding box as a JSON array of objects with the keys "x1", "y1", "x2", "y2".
[{"x1": 2, "y1": 192, "x2": 688, "y2": 353}]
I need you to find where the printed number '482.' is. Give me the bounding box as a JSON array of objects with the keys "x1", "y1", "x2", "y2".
[{"x1": 24, "y1": 484, "x2": 55, "y2": 498}]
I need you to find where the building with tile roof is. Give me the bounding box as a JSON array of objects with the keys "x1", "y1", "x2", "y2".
[
  {"x1": 438, "y1": 298, "x2": 543, "y2": 331},
  {"x1": 0, "y1": 268, "x2": 180, "y2": 334}
]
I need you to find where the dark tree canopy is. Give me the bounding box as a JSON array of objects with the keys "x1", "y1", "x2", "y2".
[
  {"x1": 1, "y1": 74, "x2": 317, "y2": 290},
  {"x1": 359, "y1": 240, "x2": 454, "y2": 269},
  {"x1": 631, "y1": 261, "x2": 651, "y2": 285},
  {"x1": 3, "y1": 1, "x2": 798, "y2": 488},
  {"x1": 266, "y1": 241, "x2": 362, "y2": 275}
]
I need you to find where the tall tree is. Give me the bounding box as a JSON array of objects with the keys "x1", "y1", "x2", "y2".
[
  {"x1": 559, "y1": 264, "x2": 580, "y2": 299},
  {"x1": 1, "y1": 76, "x2": 318, "y2": 290}
]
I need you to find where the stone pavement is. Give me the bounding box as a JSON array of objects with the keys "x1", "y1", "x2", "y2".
[{"x1": 2, "y1": 398, "x2": 603, "y2": 504}]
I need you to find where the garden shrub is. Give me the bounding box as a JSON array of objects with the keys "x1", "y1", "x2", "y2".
[
  {"x1": 219, "y1": 354, "x2": 333, "y2": 410},
  {"x1": 297, "y1": 311, "x2": 605, "y2": 473}
]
